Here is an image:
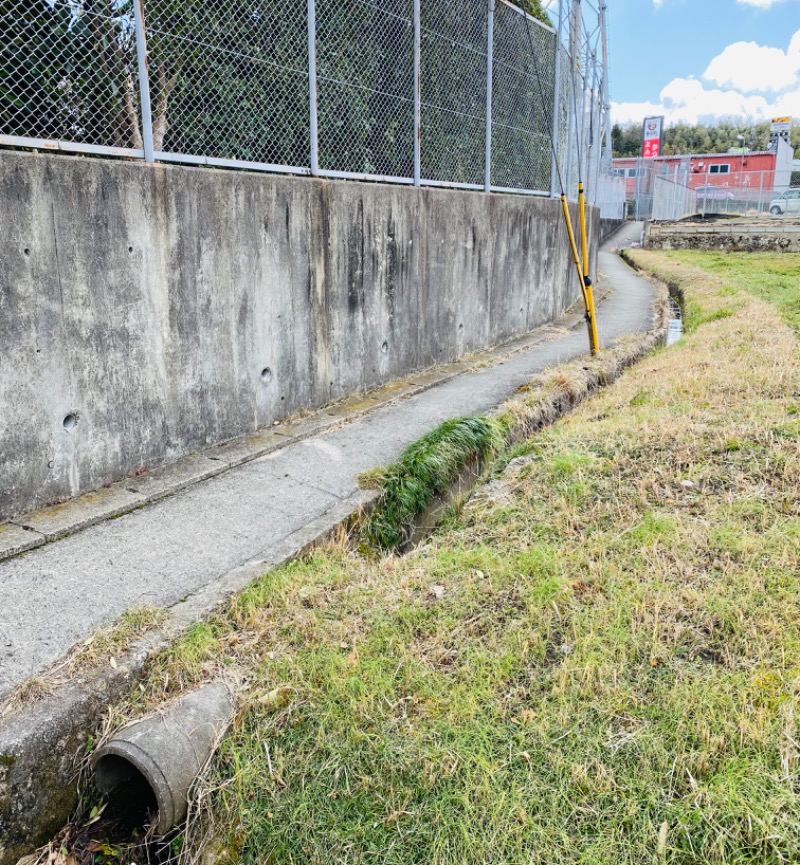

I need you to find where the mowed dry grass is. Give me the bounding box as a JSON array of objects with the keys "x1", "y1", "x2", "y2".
[{"x1": 89, "y1": 251, "x2": 800, "y2": 865}]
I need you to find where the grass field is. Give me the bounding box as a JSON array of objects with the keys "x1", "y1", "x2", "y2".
[
  {"x1": 84, "y1": 252, "x2": 800, "y2": 865},
  {"x1": 654, "y1": 250, "x2": 800, "y2": 334}
]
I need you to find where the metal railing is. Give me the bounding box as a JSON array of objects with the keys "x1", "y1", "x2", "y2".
[
  {"x1": 652, "y1": 176, "x2": 697, "y2": 222},
  {"x1": 1, "y1": 0, "x2": 615, "y2": 201}
]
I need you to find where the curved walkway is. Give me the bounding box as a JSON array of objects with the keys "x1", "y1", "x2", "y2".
[{"x1": 0, "y1": 224, "x2": 653, "y2": 700}]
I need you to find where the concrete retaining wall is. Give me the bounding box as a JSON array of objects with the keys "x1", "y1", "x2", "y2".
[
  {"x1": 646, "y1": 222, "x2": 800, "y2": 252},
  {"x1": 600, "y1": 218, "x2": 627, "y2": 244},
  {"x1": 0, "y1": 152, "x2": 595, "y2": 520}
]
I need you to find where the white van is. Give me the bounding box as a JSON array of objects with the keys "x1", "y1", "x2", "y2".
[{"x1": 769, "y1": 188, "x2": 800, "y2": 215}]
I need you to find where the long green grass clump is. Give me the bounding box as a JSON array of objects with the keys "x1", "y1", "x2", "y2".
[{"x1": 362, "y1": 416, "x2": 501, "y2": 551}]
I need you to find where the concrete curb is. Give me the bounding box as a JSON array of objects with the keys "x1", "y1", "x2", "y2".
[{"x1": 0, "y1": 489, "x2": 378, "y2": 864}]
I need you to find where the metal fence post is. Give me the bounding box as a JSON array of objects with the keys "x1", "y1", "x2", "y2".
[
  {"x1": 484, "y1": 0, "x2": 494, "y2": 193},
  {"x1": 413, "y1": 0, "x2": 421, "y2": 187},
  {"x1": 308, "y1": 0, "x2": 320, "y2": 176},
  {"x1": 589, "y1": 74, "x2": 603, "y2": 204},
  {"x1": 581, "y1": 41, "x2": 590, "y2": 189},
  {"x1": 549, "y1": 0, "x2": 564, "y2": 198},
  {"x1": 565, "y1": 76, "x2": 575, "y2": 198},
  {"x1": 132, "y1": 0, "x2": 155, "y2": 162}
]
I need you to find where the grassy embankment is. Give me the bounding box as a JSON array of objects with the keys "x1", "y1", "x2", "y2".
[
  {"x1": 89, "y1": 252, "x2": 800, "y2": 863},
  {"x1": 657, "y1": 251, "x2": 800, "y2": 336}
]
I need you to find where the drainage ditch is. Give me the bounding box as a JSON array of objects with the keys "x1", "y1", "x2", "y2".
[
  {"x1": 27, "y1": 289, "x2": 668, "y2": 864},
  {"x1": 667, "y1": 296, "x2": 684, "y2": 346}
]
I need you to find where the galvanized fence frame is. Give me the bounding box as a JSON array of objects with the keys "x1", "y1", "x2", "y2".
[
  {"x1": 626, "y1": 158, "x2": 797, "y2": 221},
  {"x1": 0, "y1": 0, "x2": 614, "y2": 202}
]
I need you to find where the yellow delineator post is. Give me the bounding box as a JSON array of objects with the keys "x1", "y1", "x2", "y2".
[
  {"x1": 578, "y1": 182, "x2": 600, "y2": 356},
  {"x1": 560, "y1": 189, "x2": 600, "y2": 357}
]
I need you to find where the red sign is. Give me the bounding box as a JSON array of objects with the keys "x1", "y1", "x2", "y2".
[
  {"x1": 643, "y1": 140, "x2": 661, "y2": 158},
  {"x1": 642, "y1": 116, "x2": 664, "y2": 160}
]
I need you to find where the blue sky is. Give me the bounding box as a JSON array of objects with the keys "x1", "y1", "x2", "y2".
[{"x1": 578, "y1": 0, "x2": 800, "y2": 125}]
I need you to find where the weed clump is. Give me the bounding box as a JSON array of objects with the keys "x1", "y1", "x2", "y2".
[{"x1": 363, "y1": 417, "x2": 501, "y2": 551}]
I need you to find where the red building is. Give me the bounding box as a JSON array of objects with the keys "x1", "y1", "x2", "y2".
[{"x1": 613, "y1": 139, "x2": 793, "y2": 201}]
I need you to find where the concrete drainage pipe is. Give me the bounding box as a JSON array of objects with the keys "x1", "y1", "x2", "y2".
[{"x1": 91, "y1": 682, "x2": 235, "y2": 834}]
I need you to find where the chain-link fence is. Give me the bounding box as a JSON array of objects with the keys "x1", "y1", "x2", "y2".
[
  {"x1": 1, "y1": 0, "x2": 613, "y2": 200},
  {"x1": 652, "y1": 176, "x2": 696, "y2": 222},
  {"x1": 621, "y1": 159, "x2": 797, "y2": 221}
]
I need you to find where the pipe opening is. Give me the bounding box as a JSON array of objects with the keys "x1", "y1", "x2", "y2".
[{"x1": 93, "y1": 754, "x2": 159, "y2": 831}]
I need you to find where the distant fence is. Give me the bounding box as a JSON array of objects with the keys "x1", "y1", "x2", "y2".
[
  {"x1": 595, "y1": 171, "x2": 627, "y2": 220},
  {"x1": 621, "y1": 160, "x2": 795, "y2": 220},
  {"x1": 0, "y1": 0, "x2": 621, "y2": 205},
  {"x1": 652, "y1": 176, "x2": 696, "y2": 222}
]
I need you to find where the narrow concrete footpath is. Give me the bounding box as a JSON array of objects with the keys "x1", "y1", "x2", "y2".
[{"x1": 0, "y1": 225, "x2": 651, "y2": 701}]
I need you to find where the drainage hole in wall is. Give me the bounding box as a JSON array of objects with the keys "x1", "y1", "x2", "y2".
[
  {"x1": 128, "y1": 245, "x2": 134, "y2": 254},
  {"x1": 23, "y1": 248, "x2": 30, "y2": 257},
  {"x1": 48, "y1": 459, "x2": 55, "y2": 469},
  {"x1": 63, "y1": 413, "x2": 78, "y2": 431},
  {"x1": 458, "y1": 323, "x2": 464, "y2": 331},
  {"x1": 381, "y1": 341, "x2": 389, "y2": 354},
  {"x1": 260, "y1": 367, "x2": 273, "y2": 383}
]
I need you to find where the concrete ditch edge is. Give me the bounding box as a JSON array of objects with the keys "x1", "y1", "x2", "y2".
[{"x1": 0, "y1": 490, "x2": 378, "y2": 864}]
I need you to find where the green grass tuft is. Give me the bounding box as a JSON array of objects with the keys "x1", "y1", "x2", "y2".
[{"x1": 363, "y1": 417, "x2": 502, "y2": 552}]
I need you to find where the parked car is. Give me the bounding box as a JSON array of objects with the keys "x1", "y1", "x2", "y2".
[
  {"x1": 694, "y1": 184, "x2": 735, "y2": 201},
  {"x1": 769, "y1": 188, "x2": 800, "y2": 215}
]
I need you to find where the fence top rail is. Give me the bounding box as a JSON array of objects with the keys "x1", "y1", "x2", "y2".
[{"x1": 497, "y1": 0, "x2": 557, "y2": 34}]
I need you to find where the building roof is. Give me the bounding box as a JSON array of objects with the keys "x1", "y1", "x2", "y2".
[{"x1": 613, "y1": 151, "x2": 776, "y2": 163}]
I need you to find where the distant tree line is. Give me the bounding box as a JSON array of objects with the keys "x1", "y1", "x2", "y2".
[{"x1": 612, "y1": 120, "x2": 800, "y2": 160}]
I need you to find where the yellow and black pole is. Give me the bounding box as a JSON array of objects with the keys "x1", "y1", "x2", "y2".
[
  {"x1": 518, "y1": 0, "x2": 601, "y2": 357},
  {"x1": 578, "y1": 182, "x2": 600, "y2": 355},
  {"x1": 560, "y1": 189, "x2": 600, "y2": 357}
]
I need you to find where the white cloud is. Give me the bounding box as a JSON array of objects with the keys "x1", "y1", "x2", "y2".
[
  {"x1": 704, "y1": 32, "x2": 800, "y2": 91},
  {"x1": 612, "y1": 79, "x2": 771, "y2": 125},
  {"x1": 737, "y1": 0, "x2": 786, "y2": 7},
  {"x1": 611, "y1": 100, "x2": 665, "y2": 125},
  {"x1": 612, "y1": 28, "x2": 800, "y2": 125}
]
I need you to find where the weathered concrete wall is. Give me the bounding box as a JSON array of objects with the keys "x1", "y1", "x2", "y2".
[
  {"x1": 0, "y1": 152, "x2": 596, "y2": 520},
  {"x1": 600, "y1": 218, "x2": 627, "y2": 244}
]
